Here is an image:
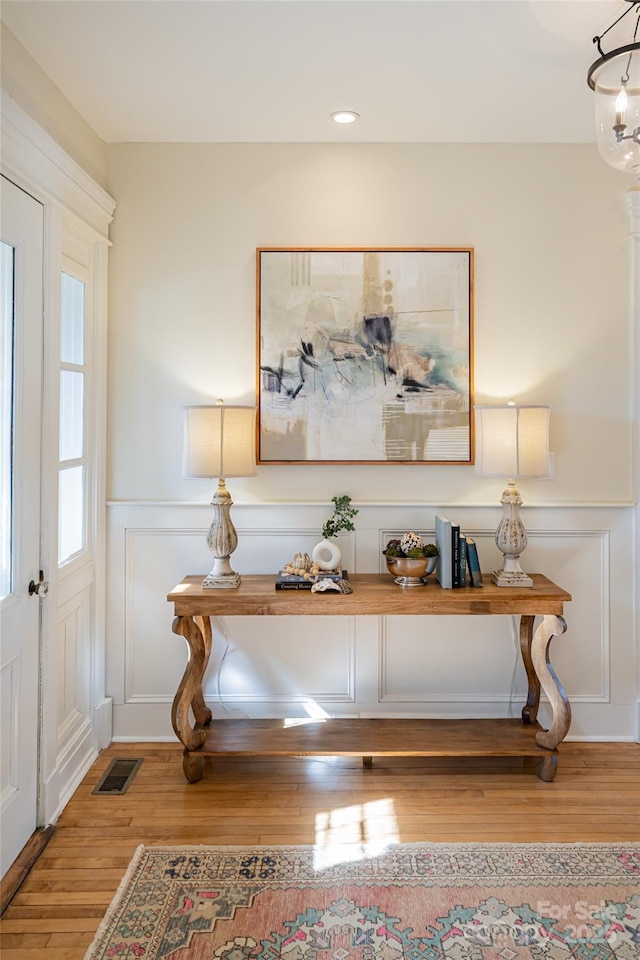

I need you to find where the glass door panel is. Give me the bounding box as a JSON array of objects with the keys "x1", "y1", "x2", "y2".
[{"x1": 58, "y1": 272, "x2": 87, "y2": 566}]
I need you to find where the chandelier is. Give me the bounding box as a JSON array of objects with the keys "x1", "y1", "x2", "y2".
[{"x1": 587, "y1": 0, "x2": 640, "y2": 177}]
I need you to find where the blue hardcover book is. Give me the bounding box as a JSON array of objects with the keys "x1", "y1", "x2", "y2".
[
  {"x1": 457, "y1": 535, "x2": 467, "y2": 587},
  {"x1": 435, "y1": 515, "x2": 453, "y2": 588},
  {"x1": 465, "y1": 538, "x2": 483, "y2": 588}
]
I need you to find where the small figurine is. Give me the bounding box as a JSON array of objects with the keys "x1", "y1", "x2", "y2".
[{"x1": 310, "y1": 578, "x2": 353, "y2": 594}]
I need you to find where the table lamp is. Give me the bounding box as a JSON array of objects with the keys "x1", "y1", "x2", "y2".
[
  {"x1": 474, "y1": 403, "x2": 551, "y2": 587},
  {"x1": 184, "y1": 401, "x2": 256, "y2": 588}
]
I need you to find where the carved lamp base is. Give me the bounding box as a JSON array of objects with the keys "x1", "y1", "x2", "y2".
[
  {"x1": 203, "y1": 571, "x2": 241, "y2": 589},
  {"x1": 492, "y1": 480, "x2": 533, "y2": 589},
  {"x1": 492, "y1": 565, "x2": 534, "y2": 588},
  {"x1": 203, "y1": 479, "x2": 241, "y2": 589}
]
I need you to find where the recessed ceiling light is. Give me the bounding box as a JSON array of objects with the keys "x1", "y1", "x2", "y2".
[{"x1": 330, "y1": 111, "x2": 360, "y2": 125}]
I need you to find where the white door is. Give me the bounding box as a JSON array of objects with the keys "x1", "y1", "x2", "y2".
[{"x1": 0, "y1": 175, "x2": 44, "y2": 876}]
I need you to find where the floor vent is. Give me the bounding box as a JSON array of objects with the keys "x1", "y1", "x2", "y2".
[{"x1": 92, "y1": 758, "x2": 143, "y2": 795}]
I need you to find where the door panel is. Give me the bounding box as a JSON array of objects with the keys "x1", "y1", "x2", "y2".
[{"x1": 0, "y1": 176, "x2": 44, "y2": 876}]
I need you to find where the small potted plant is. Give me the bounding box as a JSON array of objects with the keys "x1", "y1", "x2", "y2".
[
  {"x1": 312, "y1": 495, "x2": 359, "y2": 571},
  {"x1": 383, "y1": 532, "x2": 439, "y2": 586}
]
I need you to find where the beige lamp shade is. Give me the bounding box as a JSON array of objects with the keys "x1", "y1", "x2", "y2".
[
  {"x1": 475, "y1": 405, "x2": 551, "y2": 479},
  {"x1": 184, "y1": 403, "x2": 257, "y2": 479}
]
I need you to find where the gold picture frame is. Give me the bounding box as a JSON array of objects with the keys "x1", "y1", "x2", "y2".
[{"x1": 257, "y1": 247, "x2": 474, "y2": 464}]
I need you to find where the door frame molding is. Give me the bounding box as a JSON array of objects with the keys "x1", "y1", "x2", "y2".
[
  {"x1": 628, "y1": 190, "x2": 640, "y2": 744},
  {"x1": 1, "y1": 91, "x2": 115, "y2": 824}
]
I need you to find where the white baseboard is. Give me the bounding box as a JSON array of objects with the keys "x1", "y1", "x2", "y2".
[
  {"x1": 111, "y1": 735, "x2": 178, "y2": 743},
  {"x1": 40, "y1": 741, "x2": 99, "y2": 825},
  {"x1": 564, "y1": 734, "x2": 637, "y2": 742},
  {"x1": 93, "y1": 696, "x2": 113, "y2": 750},
  {"x1": 51, "y1": 747, "x2": 99, "y2": 823},
  {"x1": 46, "y1": 719, "x2": 98, "y2": 823}
]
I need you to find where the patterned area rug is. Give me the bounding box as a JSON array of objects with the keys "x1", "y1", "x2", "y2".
[{"x1": 84, "y1": 843, "x2": 640, "y2": 959}]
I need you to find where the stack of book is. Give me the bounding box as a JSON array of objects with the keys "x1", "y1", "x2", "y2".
[
  {"x1": 434, "y1": 515, "x2": 482, "y2": 589},
  {"x1": 275, "y1": 570, "x2": 348, "y2": 591}
]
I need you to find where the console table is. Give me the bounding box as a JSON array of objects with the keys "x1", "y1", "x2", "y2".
[{"x1": 168, "y1": 573, "x2": 572, "y2": 783}]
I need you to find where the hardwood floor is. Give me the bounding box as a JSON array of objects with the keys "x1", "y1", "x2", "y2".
[{"x1": 1, "y1": 740, "x2": 639, "y2": 958}]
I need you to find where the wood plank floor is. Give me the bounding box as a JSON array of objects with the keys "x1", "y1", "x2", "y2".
[{"x1": 1, "y1": 740, "x2": 639, "y2": 958}]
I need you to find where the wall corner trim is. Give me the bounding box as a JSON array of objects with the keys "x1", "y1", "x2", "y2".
[{"x1": 1, "y1": 89, "x2": 115, "y2": 235}]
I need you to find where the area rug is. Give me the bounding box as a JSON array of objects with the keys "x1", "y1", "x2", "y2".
[{"x1": 84, "y1": 843, "x2": 640, "y2": 960}]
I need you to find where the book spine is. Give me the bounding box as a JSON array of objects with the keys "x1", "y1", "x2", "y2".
[
  {"x1": 435, "y1": 515, "x2": 452, "y2": 588},
  {"x1": 275, "y1": 581, "x2": 313, "y2": 590},
  {"x1": 458, "y1": 536, "x2": 467, "y2": 587},
  {"x1": 465, "y1": 538, "x2": 483, "y2": 588},
  {"x1": 451, "y1": 524, "x2": 461, "y2": 587},
  {"x1": 276, "y1": 572, "x2": 349, "y2": 590}
]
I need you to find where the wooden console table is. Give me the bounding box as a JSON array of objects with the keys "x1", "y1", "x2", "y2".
[{"x1": 168, "y1": 573, "x2": 572, "y2": 783}]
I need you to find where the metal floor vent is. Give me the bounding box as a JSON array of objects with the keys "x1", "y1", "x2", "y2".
[{"x1": 92, "y1": 758, "x2": 143, "y2": 795}]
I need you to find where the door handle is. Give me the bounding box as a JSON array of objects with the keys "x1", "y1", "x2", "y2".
[{"x1": 28, "y1": 570, "x2": 49, "y2": 598}]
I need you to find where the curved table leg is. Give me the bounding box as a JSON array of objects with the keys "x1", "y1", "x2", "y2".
[
  {"x1": 192, "y1": 616, "x2": 213, "y2": 726},
  {"x1": 519, "y1": 615, "x2": 539, "y2": 725},
  {"x1": 183, "y1": 749, "x2": 206, "y2": 784},
  {"x1": 171, "y1": 616, "x2": 208, "y2": 751},
  {"x1": 531, "y1": 615, "x2": 572, "y2": 751},
  {"x1": 537, "y1": 754, "x2": 558, "y2": 782}
]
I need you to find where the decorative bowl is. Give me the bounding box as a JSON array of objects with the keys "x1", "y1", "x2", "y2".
[{"x1": 384, "y1": 554, "x2": 439, "y2": 587}]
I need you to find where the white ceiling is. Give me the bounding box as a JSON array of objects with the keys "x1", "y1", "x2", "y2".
[{"x1": 0, "y1": 0, "x2": 621, "y2": 143}]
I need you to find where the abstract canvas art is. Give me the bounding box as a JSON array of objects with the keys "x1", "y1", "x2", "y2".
[{"x1": 257, "y1": 248, "x2": 473, "y2": 464}]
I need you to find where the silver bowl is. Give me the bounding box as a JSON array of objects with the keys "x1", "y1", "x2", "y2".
[{"x1": 384, "y1": 554, "x2": 439, "y2": 586}]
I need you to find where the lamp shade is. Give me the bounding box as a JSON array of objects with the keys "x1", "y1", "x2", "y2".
[
  {"x1": 475, "y1": 405, "x2": 550, "y2": 479},
  {"x1": 184, "y1": 403, "x2": 257, "y2": 479}
]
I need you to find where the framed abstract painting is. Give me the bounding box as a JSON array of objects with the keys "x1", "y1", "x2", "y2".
[{"x1": 256, "y1": 247, "x2": 474, "y2": 464}]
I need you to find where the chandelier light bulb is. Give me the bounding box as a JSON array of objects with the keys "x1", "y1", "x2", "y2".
[
  {"x1": 615, "y1": 85, "x2": 628, "y2": 113},
  {"x1": 615, "y1": 84, "x2": 628, "y2": 126}
]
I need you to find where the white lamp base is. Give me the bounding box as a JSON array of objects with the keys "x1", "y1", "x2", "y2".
[
  {"x1": 491, "y1": 559, "x2": 534, "y2": 588},
  {"x1": 203, "y1": 571, "x2": 241, "y2": 589},
  {"x1": 492, "y1": 480, "x2": 533, "y2": 589},
  {"x1": 202, "y1": 479, "x2": 241, "y2": 589}
]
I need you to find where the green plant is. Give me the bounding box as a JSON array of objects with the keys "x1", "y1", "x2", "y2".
[{"x1": 322, "y1": 495, "x2": 359, "y2": 540}]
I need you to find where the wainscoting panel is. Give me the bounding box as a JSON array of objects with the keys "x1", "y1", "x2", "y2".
[
  {"x1": 107, "y1": 502, "x2": 636, "y2": 740},
  {"x1": 56, "y1": 583, "x2": 92, "y2": 745},
  {"x1": 123, "y1": 527, "x2": 355, "y2": 704}
]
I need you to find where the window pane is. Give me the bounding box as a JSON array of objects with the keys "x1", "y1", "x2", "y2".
[
  {"x1": 1, "y1": 242, "x2": 14, "y2": 598},
  {"x1": 60, "y1": 273, "x2": 84, "y2": 364},
  {"x1": 59, "y1": 370, "x2": 84, "y2": 461},
  {"x1": 58, "y1": 465, "x2": 85, "y2": 563}
]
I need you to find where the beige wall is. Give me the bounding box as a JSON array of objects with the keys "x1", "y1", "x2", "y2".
[
  {"x1": 106, "y1": 141, "x2": 632, "y2": 506},
  {"x1": 1, "y1": 24, "x2": 107, "y2": 188}
]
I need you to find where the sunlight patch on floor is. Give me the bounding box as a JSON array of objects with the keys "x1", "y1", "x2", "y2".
[{"x1": 313, "y1": 798, "x2": 399, "y2": 867}]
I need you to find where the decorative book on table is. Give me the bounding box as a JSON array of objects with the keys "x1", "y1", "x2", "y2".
[
  {"x1": 457, "y1": 535, "x2": 467, "y2": 588},
  {"x1": 275, "y1": 571, "x2": 348, "y2": 591},
  {"x1": 436, "y1": 516, "x2": 475, "y2": 588},
  {"x1": 465, "y1": 537, "x2": 483, "y2": 587},
  {"x1": 435, "y1": 515, "x2": 453, "y2": 588}
]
